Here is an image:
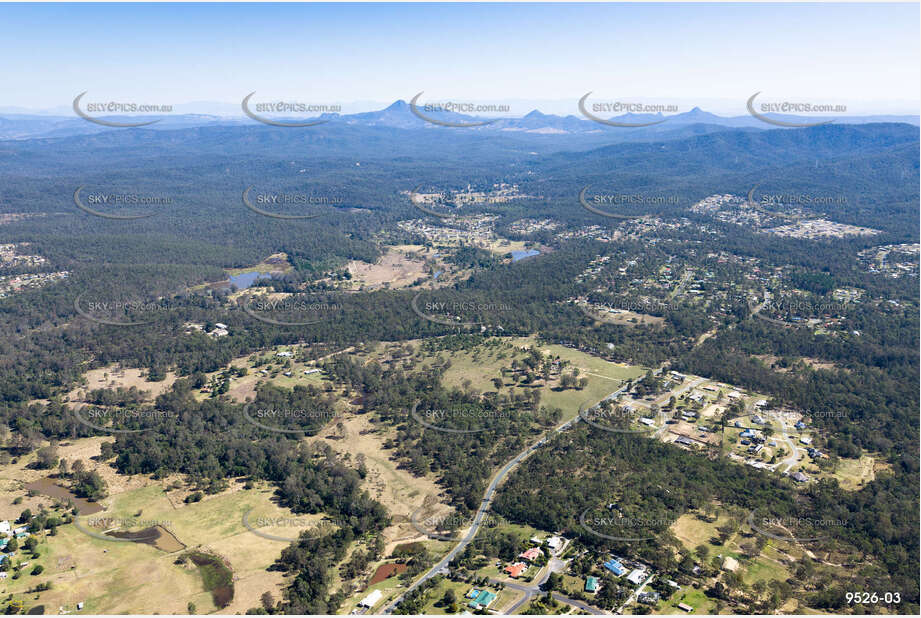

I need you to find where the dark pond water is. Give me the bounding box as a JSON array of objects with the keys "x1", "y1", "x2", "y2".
[{"x1": 25, "y1": 478, "x2": 104, "y2": 514}]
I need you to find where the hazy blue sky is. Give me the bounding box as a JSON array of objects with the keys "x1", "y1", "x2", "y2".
[{"x1": 2, "y1": 2, "x2": 918, "y2": 114}]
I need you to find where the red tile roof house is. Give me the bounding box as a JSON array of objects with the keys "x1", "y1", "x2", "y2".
[
  {"x1": 504, "y1": 562, "x2": 527, "y2": 578},
  {"x1": 519, "y1": 547, "x2": 543, "y2": 562}
]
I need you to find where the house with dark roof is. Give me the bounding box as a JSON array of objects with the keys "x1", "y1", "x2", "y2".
[{"x1": 674, "y1": 436, "x2": 695, "y2": 447}]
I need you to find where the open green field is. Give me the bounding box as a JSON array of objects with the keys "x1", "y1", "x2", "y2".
[
  {"x1": 666, "y1": 505, "x2": 799, "y2": 613},
  {"x1": 655, "y1": 585, "x2": 717, "y2": 614},
  {"x1": 437, "y1": 336, "x2": 647, "y2": 420},
  {"x1": 0, "y1": 479, "x2": 323, "y2": 615}
]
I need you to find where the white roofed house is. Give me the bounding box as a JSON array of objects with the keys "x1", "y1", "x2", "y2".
[{"x1": 626, "y1": 568, "x2": 646, "y2": 585}]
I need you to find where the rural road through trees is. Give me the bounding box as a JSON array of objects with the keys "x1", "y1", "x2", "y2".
[
  {"x1": 382, "y1": 374, "x2": 657, "y2": 613},
  {"x1": 381, "y1": 429, "x2": 550, "y2": 613}
]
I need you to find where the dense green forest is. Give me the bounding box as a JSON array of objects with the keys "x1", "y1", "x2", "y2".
[{"x1": 0, "y1": 119, "x2": 917, "y2": 613}]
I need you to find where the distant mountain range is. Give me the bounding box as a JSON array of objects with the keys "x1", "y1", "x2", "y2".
[{"x1": 0, "y1": 99, "x2": 917, "y2": 140}]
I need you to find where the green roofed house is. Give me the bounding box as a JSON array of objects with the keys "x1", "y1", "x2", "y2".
[
  {"x1": 585, "y1": 576, "x2": 599, "y2": 593},
  {"x1": 468, "y1": 590, "x2": 497, "y2": 610}
]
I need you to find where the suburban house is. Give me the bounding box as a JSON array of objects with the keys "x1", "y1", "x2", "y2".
[
  {"x1": 504, "y1": 562, "x2": 527, "y2": 578},
  {"x1": 519, "y1": 547, "x2": 542, "y2": 562},
  {"x1": 585, "y1": 576, "x2": 599, "y2": 593},
  {"x1": 792, "y1": 471, "x2": 810, "y2": 483},
  {"x1": 467, "y1": 589, "x2": 496, "y2": 610},
  {"x1": 603, "y1": 558, "x2": 626, "y2": 576},
  {"x1": 638, "y1": 590, "x2": 660, "y2": 605}
]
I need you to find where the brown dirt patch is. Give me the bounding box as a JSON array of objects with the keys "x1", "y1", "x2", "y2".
[
  {"x1": 66, "y1": 365, "x2": 178, "y2": 404},
  {"x1": 369, "y1": 562, "x2": 407, "y2": 585},
  {"x1": 347, "y1": 248, "x2": 427, "y2": 290}
]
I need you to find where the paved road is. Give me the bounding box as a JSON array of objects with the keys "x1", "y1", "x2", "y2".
[
  {"x1": 775, "y1": 412, "x2": 802, "y2": 473},
  {"x1": 381, "y1": 430, "x2": 552, "y2": 613},
  {"x1": 383, "y1": 369, "x2": 667, "y2": 614},
  {"x1": 493, "y1": 577, "x2": 607, "y2": 615},
  {"x1": 667, "y1": 268, "x2": 694, "y2": 301},
  {"x1": 616, "y1": 573, "x2": 656, "y2": 614}
]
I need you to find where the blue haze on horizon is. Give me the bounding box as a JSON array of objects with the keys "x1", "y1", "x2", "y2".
[{"x1": 0, "y1": 2, "x2": 917, "y2": 116}]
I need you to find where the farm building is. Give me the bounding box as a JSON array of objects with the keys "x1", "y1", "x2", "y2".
[{"x1": 358, "y1": 589, "x2": 382, "y2": 608}]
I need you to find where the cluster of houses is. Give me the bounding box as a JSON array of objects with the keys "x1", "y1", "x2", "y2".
[
  {"x1": 601, "y1": 557, "x2": 647, "y2": 586},
  {"x1": 502, "y1": 535, "x2": 565, "y2": 579},
  {"x1": 0, "y1": 520, "x2": 30, "y2": 546},
  {"x1": 503, "y1": 546, "x2": 541, "y2": 578},
  {"x1": 0, "y1": 520, "x2": 32, "y2": 579},
  {"x1": 581, "y1": 556, "x2": 677, "y2": 609}
]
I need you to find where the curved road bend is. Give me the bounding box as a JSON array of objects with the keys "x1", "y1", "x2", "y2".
[
  {"x1": 492, "y1": 556, "x2": 607, "y2": 615},
  {"x1": 497, "y1": 580, "x2": 606, "y2": 615}
]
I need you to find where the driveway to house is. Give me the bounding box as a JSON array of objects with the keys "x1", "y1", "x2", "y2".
[
  {"x1": 491, "y1": 570, "x2": 608, "y2": 615},
  {"x1": 616, "y1": 572, "x2": 656, "y2": 614}
]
